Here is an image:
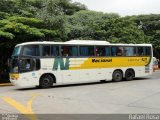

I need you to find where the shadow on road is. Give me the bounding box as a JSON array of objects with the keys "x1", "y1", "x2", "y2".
[{"x1": 16, "y1": 77, "x2": 150, "y2": 91}]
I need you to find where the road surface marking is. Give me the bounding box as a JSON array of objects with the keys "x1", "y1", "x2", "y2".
[{"x1": 1, "y1": 94, "x2": 39, "y2": 120}]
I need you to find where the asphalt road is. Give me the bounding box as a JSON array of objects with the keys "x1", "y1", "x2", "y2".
[{"x1": 0, "y1": 71, "x2": 160, "y2": 119}]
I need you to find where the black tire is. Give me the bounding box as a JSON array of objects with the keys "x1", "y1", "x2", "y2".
[
  {"x1": 112, "y1": 70, "x2": 123, "y2": 82},
  {"x1": 125, "y1": 69, "x2": 135, "y2": 81},
  {"x1": 39, "y1": 74, "x2": 54, "y2": 88}
]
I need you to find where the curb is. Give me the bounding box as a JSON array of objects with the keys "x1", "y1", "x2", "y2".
[{"x1": 0, "y1": 83, "x2": 13, "y2": 86}]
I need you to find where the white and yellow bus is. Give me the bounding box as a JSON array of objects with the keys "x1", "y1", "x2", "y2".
[{"x1": 9, "y1": 40, "x2": 153, "y2": 88}]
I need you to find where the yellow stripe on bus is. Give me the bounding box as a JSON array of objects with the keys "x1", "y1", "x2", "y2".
[{"x1": 69, "y1": 57, "x2": 150, "y2": 70}]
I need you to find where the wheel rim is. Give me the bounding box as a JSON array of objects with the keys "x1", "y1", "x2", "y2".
[
  {"x1": 125, "y1": 70, "x2": 134, "y2": 80},
  {"x1": 127, "y1": 72, "x2": 132, "y2": 78},
  {"x1": 115, "y1": 72, "x2": 122, "y2": 81},
  {"x1": 40, "y1": 75, "x2": 54, "y2": 88},
  {"x1": 43, "y1": 78, "x2": 50, "y2": 86}
]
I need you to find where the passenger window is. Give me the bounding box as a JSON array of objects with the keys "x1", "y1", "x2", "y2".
[
  {"x1": 43, "y1": 46, "x2": 51, "y2": 56},
  {"x1": 61, "y1": 46, "x2": 78, "y2": 57},
  {"x1": 145, "y1": 47, "x2": 151, "y2": 56},
  {"x1": 96, "y1": 46, "x2": 110, "y2": 56},
  {"x1": 105, "y1": 47, "x2": 110, "y2": 56},
  {"x1": 111, "y1": 46, "x2": 124, "y2": 56},
  {"x1": 51, "y1": 46, "x2": 59, "y2": 56},
  {"x1": 111, "y1": 47, "x2": 117, "y2": 56},
  {"x1": 124, "y1": 47, "x2": 136, "y2": 56},
  {"x1": 137, "y1": 47, "x2": 144, "y2": 56},
  {"x1": 80, "y1": 46, "x2": 95, "y2": 56},
  {"x1": 22, "y1": 45, "x2": 40, "y2": 56}
]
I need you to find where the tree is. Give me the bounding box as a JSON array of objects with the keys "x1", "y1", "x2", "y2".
[
  {"x1": 0, "y1": 16, "x2": 58, "y2": 46},
  {"x1": 66, "y1": 10, "x2": 119, "y2": 40},
  {"x1": 35, "y1": 0, "x2": 87, "y2": 41},
  {"x1": 125, "y1": 14, "x2": 160, "y2": 48},
  {"x1": 65, "y1": 10, "x2": 147, "y2": 44},
  {"x1": 100, "y1": 18, "x2": 149, "y2": 43}
]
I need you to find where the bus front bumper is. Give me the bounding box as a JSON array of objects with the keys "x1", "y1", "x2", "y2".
[{"x1": 10, "y1": 73, "x2": 38, "y2": 88}]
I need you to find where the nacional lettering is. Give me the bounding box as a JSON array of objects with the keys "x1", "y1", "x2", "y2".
[{"x1": 92, "y1": 59, "x2": 112, "y2": 63}]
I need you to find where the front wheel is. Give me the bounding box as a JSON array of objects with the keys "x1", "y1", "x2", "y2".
[
  {"x1": 39, "y1": 74, "x2": 54, "y2": 88},
  {"x1": 112, "y1": 70, "x2": 123, "y2": 82}
]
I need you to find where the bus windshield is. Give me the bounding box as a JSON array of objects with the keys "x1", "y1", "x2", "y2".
[
  {"x1": 10, "y1": 58, "x2": 19, "y2": 73},
  {"x1": 12, "y1": 46, "x2": 21, "y2": 56}
]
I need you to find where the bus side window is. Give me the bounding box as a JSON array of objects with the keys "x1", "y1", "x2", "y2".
[
  {"x1": 145, "y1": 47, "x2": 151, "y2": 56},
  {"x1": 124, "y1": 47, "x2": 136, "y2": 56},
  {"x1": 111, "y1": 46, "x2": 124, "y2": 56},
  {"x1": 96, "y1": 46, "x2": 110, "y2": 56},
  {"x1": 61, "y1": 46, "x2": 78, "y2": 57},
  {"x1": 105, "y1": 47, "x2": 110, "y2": 56},
  {"x1": 51, "y1": 46, "x2": 59, "y2": 56},
  {"x1": 137, "y1": 47, "x2": 144, "y2": 56},
  {"x1": 22, "y1": 45, "x2": 40, "y2": 56},
  {"x1": 116, "y1": 47, "x2": 124, "y2": 56},
  {"x1": 80, "y1": 46, "x2": 94, "y2": 56},
  {"x1": 96, "y1": 46, "x2": 105, "y2": 56},
  {"x1": 71, "y1": 46, "x2": 78, "y2": 56},
  {"x1": 43, "y1": 46, "x2": 51, "y2": 56},
  {"x1": 111, "y1": 47, "x2": 117, "y2": 56}
]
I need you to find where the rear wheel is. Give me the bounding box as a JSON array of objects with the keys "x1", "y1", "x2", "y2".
[
  {"x1": 125, "y1": 69, "x2": 135, "y2": 81},
  {"x1": 39, "y1": 74, "x2": 54, "y2": 88},
  {"x1": 112, "y1": 70, "x2": 123, "y2": 82}
]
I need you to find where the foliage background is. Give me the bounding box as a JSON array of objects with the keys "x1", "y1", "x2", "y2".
[{"x1": 0, "y1": 0, "x2": 160, "y2": 81}]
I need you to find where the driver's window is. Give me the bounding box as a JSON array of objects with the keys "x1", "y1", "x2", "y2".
[{"x1": 19, "y1": 59, "x2": 32, "y2": 72}]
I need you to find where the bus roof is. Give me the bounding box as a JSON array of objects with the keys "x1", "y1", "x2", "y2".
[{"x1": 16, "y1": 40, "x2": 152, "y2": 47}]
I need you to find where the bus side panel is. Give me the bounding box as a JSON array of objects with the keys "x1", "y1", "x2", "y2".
[
  {"x1": 40, "y1": 58, "x2": 63, "y2": 83},
  {"x1": 60, "y1": 68, "x2": 113, "y2": 84}
]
